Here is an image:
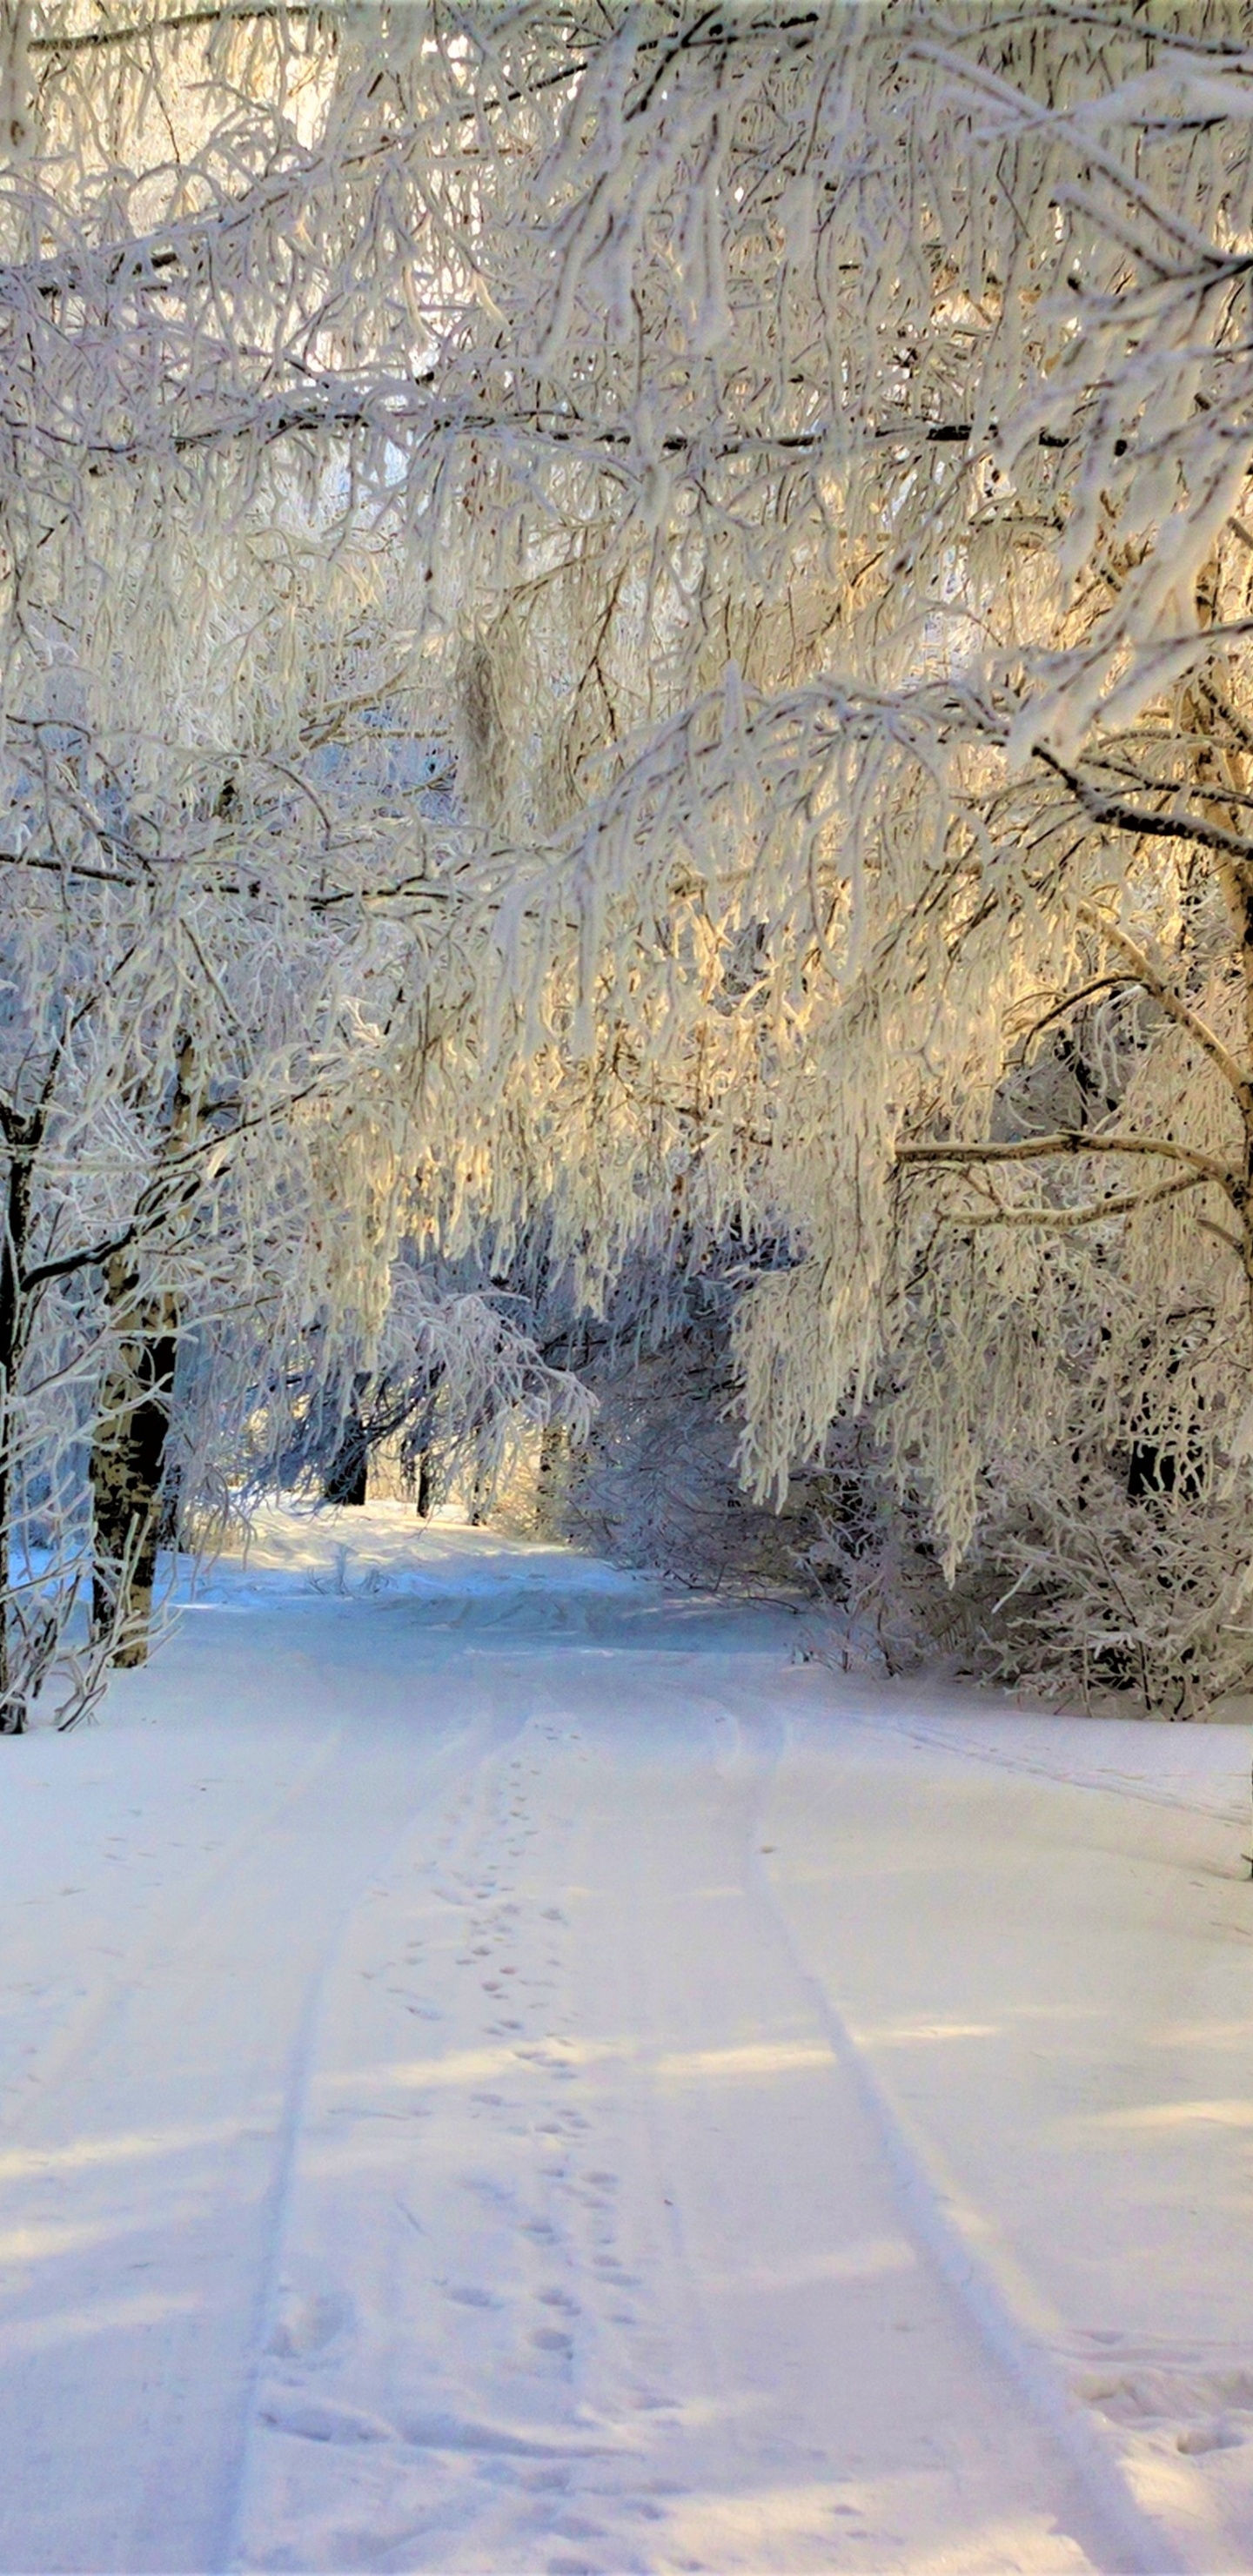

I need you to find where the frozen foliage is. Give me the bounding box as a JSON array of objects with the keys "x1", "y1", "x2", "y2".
[
  {"x1": 10, "y1": 2, "x2": 1253, "y2": 1715},
  {"x1": 404, "y1": 0, "x2": 1253, "y2": 1708},
  {"x1": 535, "y1": 1286, "x2": 801, "y2": 1592},
  {"x1": 265, "y1": 1257, "x2": 592, "y2": 1519}
]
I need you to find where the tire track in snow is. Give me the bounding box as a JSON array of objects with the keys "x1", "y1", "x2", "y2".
[
  {"x1": 232, "y1": 1690, "x2": 735, "y2": 2574},
  {"x1": 0, "y1": 1721, "x2": 352, "y2": 2141},
  {"x1": 0, "y1": 1658, "x2": 528, "y2": 2574},
  {"x1": 215, "y1": 1640, "x2": 1188, "y2": 2574},
  {"x1": 505, "y1": 1661, "x2": 1109, "y2": 2573},
  {"x1": 836, "y1": 1696, "x2": 1250, "y2": 1835},
  {"x1": 219, "y1": 1685, "x2": 539, "y2": 2573},
  {"x1": 744, "y1": 1721, "x2": 1185, "y2": 2576}
]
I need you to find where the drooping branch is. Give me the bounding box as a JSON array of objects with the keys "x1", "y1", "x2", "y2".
[
  {"x1": 1075, "y1": 902, "x2": 1253, "y2": 1114},
  {"x1": 960, "y1": 1170, "x2": 1213, "y2": 1232},
  {"x1": 1036, "y1": 746, "x2": 1253, "y2": 884},
  {"x1": 30, "y1": 4, "x2": 317, "y2": 51},
  {"x1": 895, "y1": 1130, "x2": 1238, "y2": 1196}
]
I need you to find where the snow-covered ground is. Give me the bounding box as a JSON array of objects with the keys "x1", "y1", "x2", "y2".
[{"x1": 1, "y1": 1507, "x2": 1251, "y2": 2576}]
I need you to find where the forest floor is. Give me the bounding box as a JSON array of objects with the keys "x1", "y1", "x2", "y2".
[{"x1": 0, "y1": 1507, "x2": 1251, "y2": 2576}]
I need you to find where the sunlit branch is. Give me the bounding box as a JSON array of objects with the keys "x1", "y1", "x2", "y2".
[
  {"x1": 1075, "y1": 902, "x2": 1253, "y2": 1110},
  {"x1": 895, "y1": 1131, "x2": 1237, "y2": 1192}
]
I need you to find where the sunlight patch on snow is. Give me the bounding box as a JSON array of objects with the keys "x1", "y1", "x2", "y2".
[
  {"x1": 892, "y1": 2514, "x2": 1096, "y2": 2573},
  {"x1": 0, "y1": 2116, "x2": 249, "y2": 2182},
  {"x1": 319, "y1": 2038, "x2": 633, "y2": 2094},
  {"x1": 0, "y1": 2215, "x2": 149, "y2": 2264},
  {"x1": 212, "y1": 1502, "x2": 649, "y2": 1601},
  {"x1": 658, "y1": 2474, "x2": 862, "y2": 2555},
  {"x1": 1148, "y1": 2020, "x2": 1253, "y2": 2049},
  {"x1": 653, "y1": 2039, "x2": 834, "y2": 2083},
  {"x1": 316, "y1": 2034, "x2": 841, "y2": 2097},
  {"x1": 704, "y1": 2236, "x2": 918, "y2": 2293},
  {"x1": 0, "y1": 2292, "x2": 202, "y2": 2358},
  {"x1": 849, "y1": 2019, "x2": 1001, "y2": 2046},
  {"x1": 1008, "y1": 2002, "x2": 1105, "y2": 2022},
  {"x1": 659, "y1": 2481, "x2": 1092, "y2": 2571},
  {"x1": 655, "y1": 2392, "x2": 770, "y2": 2432},
  {"x1": 1073, "y1": 2098, "x2": 1253, "y2": 2134},
  {"x1": 1122, "y1": 2443, "x2": 1230, "y2": 2546}
]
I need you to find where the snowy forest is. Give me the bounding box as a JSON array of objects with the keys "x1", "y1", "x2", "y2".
[{"x1": 4, "y1": 0, "x2": 1253, "y2": 1729}]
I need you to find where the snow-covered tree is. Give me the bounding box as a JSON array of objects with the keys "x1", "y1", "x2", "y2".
[
  {"x1": 271, "y1": 1254, "x2": 591, "y2": 1519},
  {"x1": 0, "y1": 10, "x2": 475, "y2": 1721},
  {"x1": 386, "y1": 0, "x2": 1253, "y2": 1705},
  {"x1": 14, "y1": 0, "x2": 1253, "y2": 1716}
]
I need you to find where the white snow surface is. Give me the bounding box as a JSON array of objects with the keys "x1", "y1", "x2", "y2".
[{"x1": 1, "y1": 1506, "x2": 1252, "y2": 2575}]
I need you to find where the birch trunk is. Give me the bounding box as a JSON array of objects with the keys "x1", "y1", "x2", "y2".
[
  {"x1": 0, "y1": 1125, "x2": 33, "y2": 1730},
  {"x1": 88, "y1": 1268, "x2": 178, "y2": 1666},
  {"x1": 89, "y1": 1036, "x2": 194, "y2": 1667}
]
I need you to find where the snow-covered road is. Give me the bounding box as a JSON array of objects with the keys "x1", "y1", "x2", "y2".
[{"x1": 1, "y1": 1508, "x2": 1251, "y2": 2575}]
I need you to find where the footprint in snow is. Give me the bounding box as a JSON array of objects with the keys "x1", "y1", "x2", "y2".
[
  {"x1": 401, "y1": 2412, "x2": 612, "y2": 2458},
  {"x1": 1178, "y1": 2420, "x2": 1246, "y2": 2453},
  {"x1": 266, "y1": 2289, "x2": 353, "y2": 2359},
  {"x1": 261, "y1": 2395, "x2": 391, "y2": 2445}
]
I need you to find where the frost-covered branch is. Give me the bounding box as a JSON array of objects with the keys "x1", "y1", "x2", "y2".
[
  {"x1": 895, "y1": 1130, "x2": 1237, "y2": 1191},
  {"x1": 1075, "y1": 902, "x2": 1253, "y2": 1110}
]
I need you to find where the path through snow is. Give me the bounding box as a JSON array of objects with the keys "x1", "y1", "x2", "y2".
[{"x1": 0, "y1": 1507, "x2": 1251, "y2": 2574}]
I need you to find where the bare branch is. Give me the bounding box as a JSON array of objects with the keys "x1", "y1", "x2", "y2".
[
  {"x1": 961, "y1": 1170, "x2": 1210, "y2": 1231},
  {"x1": 1075, "y1": 902, "x2": 1253, "y2": 1111},
  {"x1": 895, "y1": 1130, "x2": 1237, "y2": 1192},
  {"x1": 30, "y1": 5, "x2": 316, "y2": 52},
  {"x1": 1035, "y1": 748, "x2": 1253, "y2": 882}
]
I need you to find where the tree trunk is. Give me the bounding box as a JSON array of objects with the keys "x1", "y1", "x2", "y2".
[
  {"x1": 325, "y1": 1388, "x2": 369, "y2": 1506},
  {"x1": 536, "y1": 1419, "x2": 568, "y2": 1513},
  {"x1": 157, "y1": 1453, "x2": 183, "y2": 1551},
  {"x1": 89, "y1": 1269, "x2": 178, "y2": 1667},
  {"x1": 88, "y1": 1031, "x2": 198, "y2": 1666},
  {"x1": 1185, "y1": 586, "x2": 1253, "y2": 1337},
  {"x1": 0, "y1": 1128, "x2": 35, "y2": 1731},
  {"x1": 416, "y1": 1450, "x2": 435, "y2": 1519}
]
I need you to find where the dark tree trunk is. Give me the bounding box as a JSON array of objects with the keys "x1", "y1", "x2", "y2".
[
  {"x1": 89, "y1": 1035, "x2": 198, "y2": 1669},
  {"x1": 90, "y1": 1273, "x2": 178, "y2": 1667},
  {"x1": 536, "y1": 1419, "x2": 567, "y2": 1504},
  {"x1": 325, "y1": 1396, "x2": 369, "y2": 1506},
  {"x1": 0, "y1": 1128, "x2": 36, "y2": 1731},
  {"x1": 407, "y1": 1365, "x2": 445, "y2": 1519},
  {"x1": 157, "y1": 1454, "x2": 183, "y2": 1550}
]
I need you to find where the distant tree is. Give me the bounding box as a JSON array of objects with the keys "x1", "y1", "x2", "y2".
[{"x1": 287, "y1": 1260, "x2": 591, "y2": 1517}]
